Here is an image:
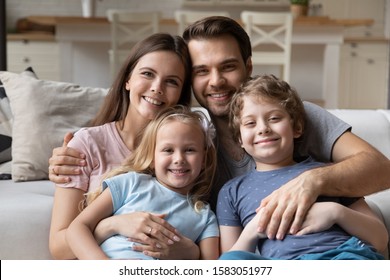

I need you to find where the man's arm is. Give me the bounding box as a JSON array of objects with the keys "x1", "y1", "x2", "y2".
[
  {"x1": 325, "y1": 131, "x2": 390, "y2": 196},
  {"x1": 48, "y1": 132, "x2": 86, "y2": 183},
  {"x1": 257, "y1": 131, "x2": 390, "y2": 240}
]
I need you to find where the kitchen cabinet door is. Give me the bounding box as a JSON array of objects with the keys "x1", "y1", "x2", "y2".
[
  {"x1": 7, "y1": 40, "x2": 60, "y2": 81},
  {"x1": 338, "y1": 42, "x2": 389, "y2": 109}
]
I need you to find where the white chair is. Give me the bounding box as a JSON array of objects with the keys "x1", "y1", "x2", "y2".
[
  {"x1": 240, "y1": 11, "x2": 293, "y2": 82},
  {"x1": 107, "y1": 10, "x2": 160, "y2": 80},
  {"x1": 174, "y1": 10, "x2": 230, "y2": 35}
]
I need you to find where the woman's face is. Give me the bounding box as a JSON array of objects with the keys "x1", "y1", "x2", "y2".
[{"x1": 126, "y1": 51, "x2": 186, "y2": 120}]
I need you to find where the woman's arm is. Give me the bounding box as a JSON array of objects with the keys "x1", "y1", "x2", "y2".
[
  {"x1": 199, "y1": 237, "x2": 220, "y2": 260},
  {"x1": 49, "y1": 186, "x2": 85, "y2": 259},
  {"x1": 48, "y1": 186, "x2": 189, "y2": 259},
  {"x1": 296, "y1": 199, "x2": 388, "y2": 253},
  {"x1": 66, "y1": 188, "x2": 114, "y2": 259}
]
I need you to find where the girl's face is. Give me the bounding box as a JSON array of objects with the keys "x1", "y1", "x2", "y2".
[
  {"x1": 153, "y1": 121, "x2": 205, "y2": 195},
  {"x1": 126, "y1": 51, "x2": 186, "y2": 120},
  {"x1": 239, "y1": 95, "x2": 302, "y2": 171}
]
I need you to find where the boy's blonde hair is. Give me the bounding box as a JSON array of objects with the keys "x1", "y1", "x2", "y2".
[{"x1": 85, "y1": 105, "x2": 217, "y2": 212}]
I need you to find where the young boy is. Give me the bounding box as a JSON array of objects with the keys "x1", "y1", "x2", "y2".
[{"x1": 217, "y1": 75, "x2": 387, "y2": 260}]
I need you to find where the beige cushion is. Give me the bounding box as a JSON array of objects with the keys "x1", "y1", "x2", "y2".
[
  {"x1": 0, "y1": 68, "x2": 37, "y2": 164},
  {"x1": 328, "y1": 109, "x2": 390, "y2": 159},
  {"x1": 0, "y1": 71, "x2": 108, "y2": 181}
]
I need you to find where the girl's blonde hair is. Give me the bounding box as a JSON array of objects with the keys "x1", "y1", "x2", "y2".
[{"x1": 85, "y1": 105, "x2": 217, "y2": 212}]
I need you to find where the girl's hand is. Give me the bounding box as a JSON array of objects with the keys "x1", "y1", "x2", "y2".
[
  {"x1": 96, "y1": 212, "x2": 180, "y2": 249},
  {"x1": 295, "y1": 202, "x2": 338, "y2": 236},
  {"x1": 132, "y1": 232, "x2": 199, "y2": 260},
  {"x1": 129, "y1": 212, "x2": 181, "y2": 248}
]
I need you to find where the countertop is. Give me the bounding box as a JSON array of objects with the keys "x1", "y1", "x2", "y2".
[
  {"x1": 24, "y1": 15, "x2": 374, "y2": 27},
  {"x1": 7, "y1": 32, "x2": 56, "y2": 41},
  {"x1": 7, "y1": 15, "x2": 376, "y2": 42}
]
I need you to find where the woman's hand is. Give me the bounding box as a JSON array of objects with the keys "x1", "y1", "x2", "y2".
[{"x1": 48, "y1": 132, "x2": 86, "y2": 183}]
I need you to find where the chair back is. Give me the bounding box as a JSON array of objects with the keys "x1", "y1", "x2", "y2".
[
  {"x1": 174, "y1": 10, "x2": 230, "y2": 35},
  {"x1": 241, "y1": 11, "x2": 293, "y2": 82},
  {"x1": 107, "y1": 10, "x2": 160, "y2": 79}
]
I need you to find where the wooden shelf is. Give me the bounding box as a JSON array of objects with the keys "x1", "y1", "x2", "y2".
[
  {"x1": 24, "y1": 15, "x2": 374, "y2": 28},
  {"x1": 7, "y1": 32, "x2": 55, "y2": 41}
]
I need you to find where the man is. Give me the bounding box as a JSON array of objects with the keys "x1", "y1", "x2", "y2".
[{"x1": 49, "y1": 16, "x2": 390, "y2": 241}]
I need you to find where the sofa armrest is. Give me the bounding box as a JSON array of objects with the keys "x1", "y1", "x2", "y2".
[{"x1": 365, "y1": 189, "x2": 390, "y2": 259}]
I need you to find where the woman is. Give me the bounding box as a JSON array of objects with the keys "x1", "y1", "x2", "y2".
[{"x1": 49, "y1": 33, "x2": 198, "y2": 259}]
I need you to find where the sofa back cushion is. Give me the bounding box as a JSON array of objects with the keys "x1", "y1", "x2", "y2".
[
  {"x1": 0, "y1": 71, "x2": 108, "y2": 182},
  {"x1": 328, "y1": 109, "x2": 390, "y2": 159},
  {"x1": 0, "y1": 68, "x2": 38, "y2": 165}
]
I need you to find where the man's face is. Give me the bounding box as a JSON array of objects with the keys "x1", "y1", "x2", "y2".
[{"x1": 188, "y1": 35, "x2": 252, "y2": 118}]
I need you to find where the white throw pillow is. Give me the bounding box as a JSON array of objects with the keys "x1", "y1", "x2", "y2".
[
  {"x1": 0, "y1": 68, "x2": 38, "y2": 165},
  {"x1": 0, "y1": 71, "x2": 108, "y2": 181}
]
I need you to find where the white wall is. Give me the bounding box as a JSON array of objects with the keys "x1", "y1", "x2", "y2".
[
  {"x1": 6, "y1": 0, "x2": 389, "y2": 107},
  {"x1": 5, "y1": 0, "x2": 182, "y2": 31}
]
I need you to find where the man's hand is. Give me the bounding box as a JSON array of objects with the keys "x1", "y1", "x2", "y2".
[
  {"x1": 257, "y1": 169, "x2": 321, "y2": 240},
  {"x1": 48, "y1": 132, "x2": 86, "y2": 183}
]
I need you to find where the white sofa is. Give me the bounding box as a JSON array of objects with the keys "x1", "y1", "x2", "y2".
[{"x1": 0, "y1": 108, "x2": 390, "y2": 260}]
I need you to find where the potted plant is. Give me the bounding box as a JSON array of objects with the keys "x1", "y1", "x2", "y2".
[{"x1": 290, "y1": 0, "x2": 310, "y2": 18}]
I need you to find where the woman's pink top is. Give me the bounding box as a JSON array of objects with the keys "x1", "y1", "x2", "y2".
[{"x1": 56, "y1": 122, "x2": 131, "y2": 192}]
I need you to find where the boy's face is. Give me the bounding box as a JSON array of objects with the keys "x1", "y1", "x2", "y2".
[
  {"x1": 239, "y1": 95, "x2": 302, "y2": 171},
  {"x1": 188, "y1": 35, "x2": 252, "y2": 118}
]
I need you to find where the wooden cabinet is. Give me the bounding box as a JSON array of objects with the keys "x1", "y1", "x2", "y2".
[
  {"x1": 314, "y1": 0, "x2": 389, "y2": 109},
  {"x1": 182, "y1": 0, "x2": 289, "y2": 6},
  {"x1": 338, "y1": 42, "x2": 389, "y2": 109},
  {"x1": 315, "y1": 0, "x2": 386, "y2": 37},
  {"x1": 7, "y1": 40, "x2": 60, "y2": 81}
]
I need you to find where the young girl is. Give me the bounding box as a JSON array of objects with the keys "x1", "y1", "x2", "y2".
[
  {"x1": 218, "y1": 75, "x2": 387, "y2": 260},
  {"x1": 49, "y1": 33, "x2": 195, "y2": 260},
  {"x1": 66, "y1": 106, "x2": 220, "y2": 260}
]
